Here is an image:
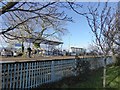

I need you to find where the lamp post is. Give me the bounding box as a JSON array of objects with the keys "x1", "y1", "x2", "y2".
[{"x1": 68, "y1": 34, "x2": 72, "y2": 53}]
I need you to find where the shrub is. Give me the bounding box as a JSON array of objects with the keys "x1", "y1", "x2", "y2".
[
  {"x1": 75, "y1": 58, "x2": 91, "y2": 80},
  {"x1": 115, "y1": 55, "x2": 120, "y2": 66}
]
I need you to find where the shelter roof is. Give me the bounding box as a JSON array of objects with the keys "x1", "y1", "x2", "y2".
[{"x1": 26, "y1": 38, "x2": 63, "y2": 45}]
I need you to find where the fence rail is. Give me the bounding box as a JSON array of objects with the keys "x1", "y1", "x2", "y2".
[{"x1": 1, "y1": 56, "x2": 113, "y2": 89}]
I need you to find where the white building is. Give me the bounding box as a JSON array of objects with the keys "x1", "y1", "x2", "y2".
[{"x1": 70, "y1": 47, "x2": 86, "y2": 55}]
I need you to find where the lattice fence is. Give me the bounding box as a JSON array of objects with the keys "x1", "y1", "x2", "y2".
[
  {"x1": 1, "y1": 56, "x2": 113, "y2": 89},
  {"x1": 1, "y1": 59, "x2": 76, "y2": 88}
]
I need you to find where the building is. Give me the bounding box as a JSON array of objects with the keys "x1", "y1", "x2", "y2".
[{"x1": 70, "y1": 47, "x2": 86, "y2": 56}]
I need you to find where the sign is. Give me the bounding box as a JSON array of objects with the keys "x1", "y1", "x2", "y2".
[{"x1": 15, "y1": 43, "x2": 22, "y2": 47}]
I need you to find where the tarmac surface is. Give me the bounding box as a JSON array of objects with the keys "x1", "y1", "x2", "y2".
[
  {"x1": 0, "y1": 55, "x2": 75, "y2": 62},
  {"x1": 0, "y1": 55, "x2": 102, "y2": 63}
]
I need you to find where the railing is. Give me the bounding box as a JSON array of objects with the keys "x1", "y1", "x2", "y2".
[
  {"x1": 1, "y1": 59, "x2": 76, "y2": 88},
  {"x1": 1, "y1": 56, "x2": 113, "y2": 89}
]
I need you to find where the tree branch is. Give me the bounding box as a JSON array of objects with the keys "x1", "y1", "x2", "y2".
[{"x1": 0, "y1": 2, "x2": 19, "y2": 16}]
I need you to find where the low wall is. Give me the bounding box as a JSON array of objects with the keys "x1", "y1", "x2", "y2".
[{"x1": 1, "y1": 56, "x2": 113, "y2": 89}]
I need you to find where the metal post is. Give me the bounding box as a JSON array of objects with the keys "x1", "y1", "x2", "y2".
[
  {"x1": 16, "y1": 63, "x2": 19, "y2": 88},
  {"x1": 28, "y1": 63, "x2": 31, "y2": 88},
  {"x1": 31, "y1": 62, "x2": 33, "y2": 87},
  {"x1": 22, "y1": 63, "x2": 25, "y2": 88},
  {"x1": 51, "y1": 61, "x2": 55, "y2": 82},
  {"x1": 13, "y1": 64, "x2": 16, "y2": 88},
  {"x1": 26, "y1": 63, "x2": 28, "y2": 88},
  {"x1": 0, "y1": 63, "x2": 2, "y2": 89},
  {"x1": 6, "y1": 64, "x2": 8, "y2": 89},
  {"x1": 74, "y1": 59, "x2": 77, "y2": 76},
  {"x1": 9, "y1": 64, "x2": 12, "y2": 88},
  {"x1": 61, "y1": 44, "x2": 63, "y2": 55},
  {"x1": 19, "y1": 63, "x2": 22, "y2": 88}
]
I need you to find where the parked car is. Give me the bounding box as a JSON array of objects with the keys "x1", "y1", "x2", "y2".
[
  {"x1": 1, "y1": 49, "x2": 13, "y2": 57},
  {"x1": 13, "y1": 51, "x2": 18, "y2": 57}
]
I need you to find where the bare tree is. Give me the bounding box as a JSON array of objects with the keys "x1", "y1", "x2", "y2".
[
  {"x1": 0, "y1": 1, "x2": 73, "y2": 53},
  {"x1": 87, "y1": 43, "x2": 103, "y2": 56},
  {"x1": 0, "y1": 2, "x2": 72, "y2": 36},
  {"x1": 68, "y1": 2, "x2": 118, "y2": 87}
]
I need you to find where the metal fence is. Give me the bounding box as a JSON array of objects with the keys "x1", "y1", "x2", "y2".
[
  {"x1": 1, "y1": 56, "x2": 113, "y2": 89},
  {"x1": 87, "y1": 56, "x2": 113, "y2": 70},
  {"x1": 1, "y1": 59, "x2": 76, "y2": 89}
]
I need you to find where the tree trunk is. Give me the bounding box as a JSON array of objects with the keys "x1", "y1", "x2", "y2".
[
  {"x1": 103, "y1": 57, "x2": 107, "y2": 88},
  {"x1": 21, "y1": 42, "x2": 24, "y2": 53}
]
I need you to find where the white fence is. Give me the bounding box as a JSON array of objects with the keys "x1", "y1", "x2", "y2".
[
  {"x1": 1, "y1": 56, "x2": 113, "y2": 89},
  {"x1": 1, "y1": 59, "x2": 76, "y2": 88}
]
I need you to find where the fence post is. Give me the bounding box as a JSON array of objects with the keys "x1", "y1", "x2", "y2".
[
  {"x1": 74, "y1": 59, "x2": 77, "y2": 76},
  {"x1": 51, "y1": 61, "x2": 55, "y2": 82},
  {"x1": 0, "y1": 63, "x2": 2, "y2": 89}
]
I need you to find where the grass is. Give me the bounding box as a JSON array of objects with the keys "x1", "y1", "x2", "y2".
[
  {"x1": 106, "y1": 65, "x2": 120, "y2": 88},
  {"x1": 70, "y1": 68, "x2": 103, "y2": 88},
  {"x1": 39, "y1": 65, "x2": 120, "y2": 89},
  {"x1": 71, "y1": 65, "x2": 120, "y2": 88}
]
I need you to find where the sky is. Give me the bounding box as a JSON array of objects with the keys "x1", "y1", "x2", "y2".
[
  {"x1": 0, "y1": 2, "x2": 118, "y2": 50},
  {"x1": 61, "y1": 2, "x2": 118, "y2": 50},
  {"x1": 62, "y1": 11, "x2": 93, "y2": 49}
]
